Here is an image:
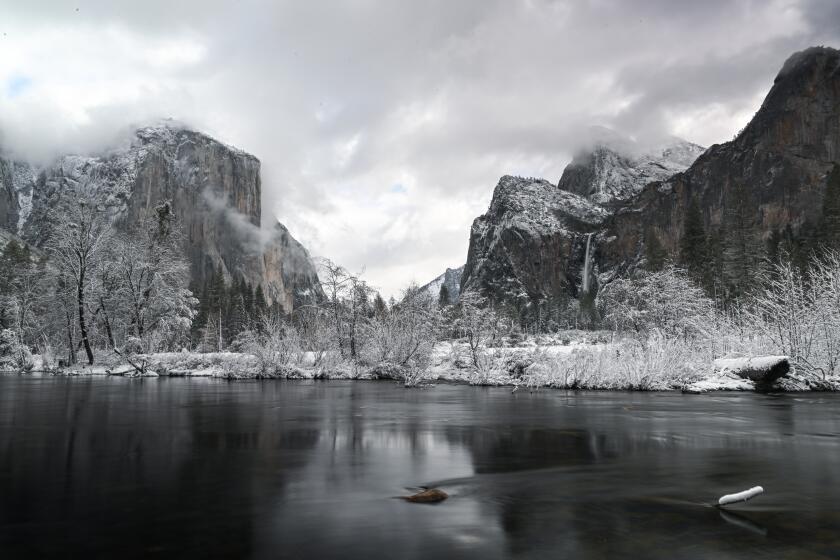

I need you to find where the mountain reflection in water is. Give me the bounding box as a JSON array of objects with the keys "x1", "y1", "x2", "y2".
[{"x1": 1, "y1": 376, "x2": 840, "y2": 559}]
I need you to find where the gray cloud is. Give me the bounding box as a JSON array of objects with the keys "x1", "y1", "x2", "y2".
[{"x1": 1, "y1": 0, "x2": 838, "y2": 296}]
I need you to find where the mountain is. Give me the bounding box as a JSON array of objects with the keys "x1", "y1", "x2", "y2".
[
  {"x1": 460, "y1": 46, "x2": 840, "y2": 320},
  {"x1": 460, "y1": 135, "x2": 700, "y2": 313},
  {"x1": 557, "y1": 127, "x2": 704, "y2": 205},
  {"x1": 607, "y1": 46, "x2": 840, "y2": 273},
  {"x1": 0, "y1": 122, "x2": 322, "y2": 312},
  {"x1": 418, "y1": 266, "x2": 464, "y2": 304},
  {"x1": 461, "y1": 175, "x2": 609, "y2": 312}
]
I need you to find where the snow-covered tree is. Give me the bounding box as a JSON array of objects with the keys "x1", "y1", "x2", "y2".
[
  {"x1": 743, "y1": 250, "x2": 840, "y2": 378},
  {"x1": 46, "y1": 199, "x2": 113, "y2": 365},
  {"x1": 110, "y1": 202, "x2": 197, "y2": 352},
  {"x1": 598, "y1": 266, "x2": 713, "y2": 338},
  {"x1": 449, "y1": 292, "x2": 500, "y2": 370}
]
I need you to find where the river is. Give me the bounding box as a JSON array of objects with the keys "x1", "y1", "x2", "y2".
[{"x1": 1, "y1": 376, "x2": 839, "y2": 558}]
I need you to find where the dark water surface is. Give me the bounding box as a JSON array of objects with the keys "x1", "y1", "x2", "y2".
[{"x1": 2, "y1": 376, "x2": 840, "y2": 559}]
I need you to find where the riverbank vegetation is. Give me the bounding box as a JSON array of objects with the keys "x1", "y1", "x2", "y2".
[{"x1": 2, "y1": 199, "x2": 840, "y2": 391}]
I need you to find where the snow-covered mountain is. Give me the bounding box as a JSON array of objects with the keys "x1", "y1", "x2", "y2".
[
  {"x1": 461, "y1": 175, "x2": 609, "y2": 308},
  {"x1": 461, "y1": 46, "x2": 840, "y2": 320},
  {"x1": 0, "y1": 121, "x2": 323, "y2": 312},
  {"x1": 418, "y1": 265, "x2": 464, "y2": 304},
  {"x1": 557, "y1": 127, "x2": 705, "y2": 205}
]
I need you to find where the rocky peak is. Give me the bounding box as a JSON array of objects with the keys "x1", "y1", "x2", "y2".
[
  {"x1": 730, "y1": 46, "x2": 840, "y2": 161},
  {"x1": 461, "y1": 46, "x2": 840, "y2": 322},
  {"x1": 419, "y1": 265, "x2": 464, "y2": 304},
  {"x1": 557, "y1": 127, "x2": 704, "y2": 205},
  {"x1": 0, "y1": 121, "x2": 323, "y2": 312}
]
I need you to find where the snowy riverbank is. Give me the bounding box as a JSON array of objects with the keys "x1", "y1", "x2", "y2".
[{"x1": 17, "y1": 332, "x2": 840, "y2": 393}]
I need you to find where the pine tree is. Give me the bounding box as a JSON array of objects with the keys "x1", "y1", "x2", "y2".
[
  {"x1": 644, "y1": 227, "x2": 667, "y2": 271},
  {"x1": 243, "y1": 282, "x2": 254, "y2": 322},
  {"x1": 254, "y1": 284, "x2": 267, "y2": 318},
  {"x1": 229, "y1": 292, "x2": 247, "y2": 339},
  {"x1": 373, "y1": 293, "x2": 387, "y2": 318},
  {"x1": 208, "y1": 265, "x2": 226, "y2": 314},
  {"x1": 722, "y1": 182, "x2": 760, "y2": 301},
  {"x1": 819, "y1": 164, "x2": 840, "y2": 250},
  {"x1": 679, "y1": 196, "x2": 706, "y2": 281},
  {"x1": 438, "y1": 284, "x2": 451, "y2": 306},
  {"x1": 189, "y1": 280, "x2": 208, "y2": 344},
  {"x1": 704, "y1": 227, "x2": 726, "y2": 300}
]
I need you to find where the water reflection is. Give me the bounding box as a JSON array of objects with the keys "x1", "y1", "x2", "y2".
[{"x1": 1, "y1": 377, "x2": 840, "y2": 558}]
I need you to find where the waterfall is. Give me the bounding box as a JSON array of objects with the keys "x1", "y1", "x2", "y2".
[{"x1": 582, "y1": 233, "x2": 594, "y2": 294}]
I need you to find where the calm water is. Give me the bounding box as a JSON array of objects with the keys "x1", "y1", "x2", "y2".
[{"x1": 1, "y1": 377, "x2": 840, "y2": 559}]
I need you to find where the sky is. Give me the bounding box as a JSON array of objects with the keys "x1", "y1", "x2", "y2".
[{"x1": 1, "y1": 0, "x2": 839, "y2": 297}]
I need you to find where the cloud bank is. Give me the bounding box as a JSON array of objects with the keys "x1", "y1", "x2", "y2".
[{"x1": 1, "y1": 0, "x2": 838, "y2": 296}]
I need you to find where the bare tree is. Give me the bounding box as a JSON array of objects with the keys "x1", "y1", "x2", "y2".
[
  {"x1": 743, "y1": 251, "x2": 840, "y2": 378},
  {"x1": 364, "y1": 283, "x2": 438, "y2": 384},
  {"x1": 293, "y1": 306, "x2": 333, "y2": 367},
  {"x1": 246, "y1": 314, "x2": 301, "y2": 376},
  {"x1": 598, "y1": 266, "x2": 713, "y2": 339},
  {"x1": 316, "y1": 258, "x2": 374, "y2": 359},
  {"x1": 110, "y1": 202, "x2": 196, "y2": 351},
  {"x1": 450, "y1": 292, "x2": 499, "y2": 370},
  {"x1": 46, "y1": 200, "x2": 112, "y2": 365}
]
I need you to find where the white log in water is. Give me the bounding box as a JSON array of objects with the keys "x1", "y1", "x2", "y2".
[
  {"x1": 718, "y1": 486, "x2": 764, "y2": 507},
  {"x1": 582, "y1": 232, "x2": 593, "y2": 294}
]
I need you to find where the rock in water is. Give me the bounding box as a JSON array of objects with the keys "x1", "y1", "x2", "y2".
[{"x1": 402, "y1": 488, "x2": 449, "y2": 503}]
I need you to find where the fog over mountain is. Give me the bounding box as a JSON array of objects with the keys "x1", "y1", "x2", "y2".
[{"x1": 2, "y1": 0, "x2": 840, "y2": 296}]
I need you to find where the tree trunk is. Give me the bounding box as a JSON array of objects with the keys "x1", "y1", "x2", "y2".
[
  {"x1": 99, "y1": 298, "x2": 115, "y2": 349},
  {"x1": 77, "y1": 268, "x2": 94, "y2": 365},
  {"x1": 65, "y1": 308, "x2": 76, "y2": 365}
]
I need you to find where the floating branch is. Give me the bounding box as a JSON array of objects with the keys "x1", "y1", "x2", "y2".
[{"x1": 718, "y1": 486, "x2": 764, "y2": 507}]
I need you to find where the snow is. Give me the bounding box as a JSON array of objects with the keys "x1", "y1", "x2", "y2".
[
  {"x1": 11, "y1": 162, "x2": 35, "y2": 234},
  {"x1": 557, "y1": 130, "x2": 705, "y2": 204},
  {"x1": 719, "y1": 486, "x2": 764, "y2": 506},
  {"x1": 714, "y1": 356, "x2": 789, "y2": 377},
  {"x1": 683, "y1": 375, "x2": 755, "y2": 393},
  {"x1": 486, "y1": 176, "x2": 610, "y2": 238}
]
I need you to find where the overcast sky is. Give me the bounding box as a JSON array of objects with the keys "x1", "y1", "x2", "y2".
[{"x1": 1, "y1": 1, "x2": 838, "y2": 297}]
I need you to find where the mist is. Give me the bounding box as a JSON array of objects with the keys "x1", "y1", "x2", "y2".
[{"x1": 2, "y1": 0, "x2": 839, "y2": 296}]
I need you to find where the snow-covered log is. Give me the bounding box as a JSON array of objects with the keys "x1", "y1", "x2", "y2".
[
  {"x1": 718, "y1": 486, "x2": 763, "y2": 507},
  {"x1": 714, "y1": 356, "x2": 790, "y2": 384}
]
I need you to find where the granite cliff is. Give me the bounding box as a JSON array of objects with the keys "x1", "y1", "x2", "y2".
[
  {"x1": 0, "y1": 122, "x2": 322, "y2": 312},
  {"x1": 461, "y1": 46, "x2": 840, "y2": 319}
]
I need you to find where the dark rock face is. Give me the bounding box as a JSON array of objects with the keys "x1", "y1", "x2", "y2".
[
  {"x1": 462, "y1": 46, "x2": 840, "y2": 313},
  {"x1": 419, "y1": 265, "x2": 464, "y2": 303},
  {"x1": 608, "y1": 46, "x2": 840, "y2": 266},
  {"x1": 461, "y1": 175, "x2": 609, "y2": 309},
  {"x1": 0, "y1": 123, "x2": 322, "y2": 312}
]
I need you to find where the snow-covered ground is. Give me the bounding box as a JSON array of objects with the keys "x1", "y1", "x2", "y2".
[{"x1": 21, "y1": 331, "x2": 840, "y2": 392}]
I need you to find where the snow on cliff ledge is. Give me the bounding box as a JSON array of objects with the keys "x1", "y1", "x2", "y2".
[{"x1": 557, "y1": 127, "x2": 705, "y2": 205}]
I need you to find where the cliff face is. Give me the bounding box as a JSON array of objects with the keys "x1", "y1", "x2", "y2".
[
  {"x1": 461, "y1": 175, "x2": 610, "y2": 308},
  {"x1": 419, "y1": 265, "x2": 464, "y2": 304},
  {"x1": 461, "y1": 46, "x2": 840, "y2": 314},
  {"x1": 0, "y1": 123, "x2": 322, "y2": 312},
  {"x1": 460, "y1": 135, "x2": 698, "y2": 308},
  {"x1": 607, "y1": 46, "x2": 840, "y2": 265},
  {"x1": 557, "y1": 128, "x2": 704, "y2": 205}
]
